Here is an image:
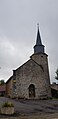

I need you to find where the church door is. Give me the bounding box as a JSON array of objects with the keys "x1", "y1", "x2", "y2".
[{"x1": 29, "y1": 84, "x2": 35, "y2": 98}]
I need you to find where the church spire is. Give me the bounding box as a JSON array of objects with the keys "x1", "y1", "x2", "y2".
[
  {"x1": 36, "y1": 24, "x2": 42, "y2": 45},
  {"x1": 34, "y1": 24, "x2": 45, "y2": 54}
]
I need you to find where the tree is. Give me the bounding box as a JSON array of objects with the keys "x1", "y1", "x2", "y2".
[
  {"x1": 55, "y1": 68, "x2": 58, "y2": 80},
  {"x1": 0, "y1": 80, "x2": 5, "y2": 85}
]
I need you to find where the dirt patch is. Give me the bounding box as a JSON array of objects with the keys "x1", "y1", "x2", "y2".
[{"x1": 0, "y1": 113, "x2": 58, "y2": 119}]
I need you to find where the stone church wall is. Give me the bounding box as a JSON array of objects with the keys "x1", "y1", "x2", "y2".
[
  {"x1": 14, "y1": 55, "x2": 51, "y2": 99},
  {"x1": 31, "y1": 53, "x2": 51, "y2": 97}
]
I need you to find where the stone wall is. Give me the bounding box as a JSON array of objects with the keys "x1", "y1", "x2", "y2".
[
  {"x1": 6, "y1": 76, "x2": 13, "y2": 98},
  {"x1": 14, "y1": 53, "x2": 51, "y2": 99},
  {"x1": 31, "y1": 53, "x2": 51, "y2": 97}
]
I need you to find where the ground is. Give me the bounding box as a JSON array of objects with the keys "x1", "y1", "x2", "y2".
[{"x1": 0, "y1": 97, "x2": 58, "y2": 118}]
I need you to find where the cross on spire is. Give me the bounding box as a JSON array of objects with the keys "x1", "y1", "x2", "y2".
[
  {"x1": 37, "y1": 23, "x2": 39, "y2": 31},
  {"x1": 37, "y1": 23, "x2": 39, "y2": 27}
]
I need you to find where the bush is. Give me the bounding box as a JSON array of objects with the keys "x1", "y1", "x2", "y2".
[{"x1": 2, "y1": 102, "x2": 14, "y2": 107}]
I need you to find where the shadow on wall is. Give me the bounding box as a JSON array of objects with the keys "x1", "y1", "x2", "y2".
[{"x1": 51, "y1": 88, "x2": 58, "y2": 98}]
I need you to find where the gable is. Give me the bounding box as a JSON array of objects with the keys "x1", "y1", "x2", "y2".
[{"x1": 15, "y1": 59, "x2": 44, "y2": 77}]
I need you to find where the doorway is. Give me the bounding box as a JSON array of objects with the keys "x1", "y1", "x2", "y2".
[{"x1": 29, "y1": 84, "x2": 35, "y2": 98}]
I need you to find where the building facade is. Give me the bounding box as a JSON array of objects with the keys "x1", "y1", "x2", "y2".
[
  {"x1": 6, "y1": 26, "x2": 51, "y2": 99},
  {"x1": 0, "y1": 84, "x2": 6, "y2": 96},
  {"x1": 6, "y1": 76, "x2": 13, "y2": 98}
]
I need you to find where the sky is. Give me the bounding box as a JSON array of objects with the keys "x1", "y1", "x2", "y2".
[{"x1": 0, "y1": 0, "x2": 58, "y2": 83}]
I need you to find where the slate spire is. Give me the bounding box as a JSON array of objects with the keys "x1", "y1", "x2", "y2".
[
  {"x1": 34, "y1": 24, "x2": 45, "y2": 54},
  {"x1": 36, "y1": 25, "x2": 42, "y2": 45}
]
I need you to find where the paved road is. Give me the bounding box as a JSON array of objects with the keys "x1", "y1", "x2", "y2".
[{"x1": 0, "y1": 97, "x2": 58, "y2": 115}]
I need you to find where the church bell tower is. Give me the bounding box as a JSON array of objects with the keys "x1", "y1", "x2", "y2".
[{"x1": 30, "y1": 25, "x2": 52, "y2": 99}]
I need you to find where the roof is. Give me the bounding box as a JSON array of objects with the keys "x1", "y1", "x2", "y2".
[
  {"x1": 15, "y1": 59, "x2": 31, "y2": 71},
  {"x1": 36, "y1": 26, "x2": 42, "y2": 45},
  {"x1": 34, "y1": 26, "x2": 45, "y2": 54},
  {"x1": 6, "y1": 76, "x2": 13, "y2": 84}
]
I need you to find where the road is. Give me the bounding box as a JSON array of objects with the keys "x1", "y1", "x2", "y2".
[{"x1": 0, "y1": 97, "x2": 58, "y2": 115}]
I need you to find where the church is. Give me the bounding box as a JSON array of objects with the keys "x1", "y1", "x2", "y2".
[{"x1": 6, "y1": 26, "x2": 51, "y2": 99}]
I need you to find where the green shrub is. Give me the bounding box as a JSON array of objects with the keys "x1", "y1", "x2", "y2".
[{"x1": 2, "y1": 102, "x2": 14, "y2": 107}]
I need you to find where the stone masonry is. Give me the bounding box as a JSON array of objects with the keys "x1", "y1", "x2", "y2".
[{"x1": 13, "y1": 53, "x2": 51, "y2": 99}]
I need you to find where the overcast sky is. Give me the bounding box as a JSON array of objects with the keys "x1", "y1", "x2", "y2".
[{"x1": 0, "y1": 0, "x2": 58, "y2": 83}]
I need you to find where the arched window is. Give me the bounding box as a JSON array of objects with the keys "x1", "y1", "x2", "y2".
[{"x1": 29, "y1": 84, "x2": 35, "y2": 98}]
